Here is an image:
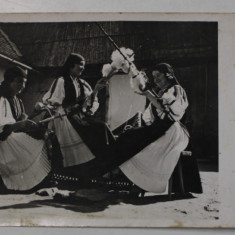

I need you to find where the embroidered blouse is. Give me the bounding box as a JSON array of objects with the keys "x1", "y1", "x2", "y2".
[
  {"x1": 142, "y1": 85, "x2": 188, "y2": 125},
  {"x1": 42, "y1": 76, "x2": 99, "y2": 114}
]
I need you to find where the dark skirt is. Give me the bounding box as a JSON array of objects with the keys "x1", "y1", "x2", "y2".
[
  {"x1": 64, "y1": 116, "x2": 174, "y2": 178},
  {"x1": 68, "y1": 117, "x2": 116, "y2": 159}
]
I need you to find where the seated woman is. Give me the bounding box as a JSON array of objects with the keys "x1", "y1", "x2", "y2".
[
  {"x1": 0, "y1": 66, "x2": 51, "y2": 192},
  {"x1": 41, "y1": 53, "x2": 111, "y2": 172},
  {"x1": 76, "y1": 63, "x2": 199, "y2": 194},
  {"x1": 118, "y1": 63, "x2": 190, "y2": 193}
]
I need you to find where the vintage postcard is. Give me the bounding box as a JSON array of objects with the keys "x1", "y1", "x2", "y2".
[{"x1": 0, "y1": 12, "x2": 233, "y2": 229}]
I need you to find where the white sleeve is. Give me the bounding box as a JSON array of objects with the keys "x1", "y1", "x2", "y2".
[
  {"x1": 81, "y1": 79, "x2": 93, "y2": 97},
  {"x1": 162, "y1": 85, "x2": 189, "y2": 121},
  {"x1": 42, "y1": 77, "x2": 65, "y2": 105},
  {"x1": 0, "y1": 97, "x2": 16, "y2": 133}
]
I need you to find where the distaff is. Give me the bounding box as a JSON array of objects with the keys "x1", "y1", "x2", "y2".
[
  {"x1": 96, "y1": 23, "x2": 185, "y2": 117},
  {"x1": 96, "y1": 22, "x2": 147, "y2": 93}
]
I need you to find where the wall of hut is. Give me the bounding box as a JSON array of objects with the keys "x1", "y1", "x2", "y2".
[
  {"x1": 0, "y1": 67, "x2": 5, "y2": 83},
  {"x1": 1, "y1": 22, "x2": 218, "y2": 163}
]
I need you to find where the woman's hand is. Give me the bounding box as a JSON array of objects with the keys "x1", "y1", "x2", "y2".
[
  {"x1": 137, "y1": 90, "x2": 164, "y2": 111},
  {"x1": 72, "y1": 113, "x2": 89, "y2": 126},
  {"x1": 13, "y1": 119, "x2": 37, "y2": 131},
  {"x1": 0, "y1": 119, "x2": 37, "y2": 140},
  {"x1": 94, "y1": 78, "x2": 109, "y2": 94},
  {"x1": 20, "y1": 113, "x2": 28, "y2": 120}
]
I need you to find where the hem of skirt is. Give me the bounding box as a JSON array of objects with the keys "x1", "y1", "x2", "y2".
[
  {"x1": 63, "y1": 154, "x2": 95, "y2": 167},
  {"x1": 2, "y1": 148, "x2": 51, "y2": 191},
  {"x1": 119, "y1": 162, "x2": 171, "y2": 193}
]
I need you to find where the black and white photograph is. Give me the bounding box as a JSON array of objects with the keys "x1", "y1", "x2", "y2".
[{"x1": 0, "y1": 15, "x2": 222, "y2": 228}]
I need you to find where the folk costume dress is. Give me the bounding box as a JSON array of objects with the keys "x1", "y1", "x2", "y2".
[
  {"x1": 80, "y1": 84, "x2": 190, "y2": 189},
  {"x1": 0, "y1": 85, "x2": 51, "y2": 191},
  {"x1": 42, "y1": 75, "x2": 99, "y2": 167},
  {"x1": 119, "y1": 84, "x2": 190, "y2": 193}
]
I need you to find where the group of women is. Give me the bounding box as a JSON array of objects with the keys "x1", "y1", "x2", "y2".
[{"x1": 0, "y1": 52, "x2": 201, "y2": 195}]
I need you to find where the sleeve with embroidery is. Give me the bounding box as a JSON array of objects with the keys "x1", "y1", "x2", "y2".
[
  {"x1": 42, "y1": 77, "x2": 65, "y2": 106},
  {"x1": 162, "y1": 85, "x2": 188, "y2": 121}
]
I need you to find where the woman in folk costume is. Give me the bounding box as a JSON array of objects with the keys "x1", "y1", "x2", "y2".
[
  {"x1": 42, "y1": 53, "x2": 109, "y2": 169},
  {"x1": 80, "y1": 63, "x2": 201, "y2": 194},
  {"x1": 118, "y1": 63, "x2": 192, "y2": 193},
  {"x1": 0, "y1": 66, "x2": 51, "y2": 192}
]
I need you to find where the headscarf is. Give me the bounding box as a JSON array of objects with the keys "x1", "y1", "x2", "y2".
[
  {"x1": 146, "y1": 63, "x2": 179, "y2": 87},
  {"x1": 62, "y1": 53, "x2": 85, "y2": 77},
  {"x1": 3, "y1": 66, "x2": 27, "y2": 84}
]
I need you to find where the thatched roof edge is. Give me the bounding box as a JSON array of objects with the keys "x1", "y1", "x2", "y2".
[{"x1": 0, "y1": 27, "x2": 22, "y2": 57}]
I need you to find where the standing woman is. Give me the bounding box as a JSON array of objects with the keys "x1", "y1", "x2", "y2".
[
  {"x1": 0, "y1": 66, "x2": 51, "y2": 192},
  {"x1": 42, "y1": 53, "x2": 106, "y2": 169}
]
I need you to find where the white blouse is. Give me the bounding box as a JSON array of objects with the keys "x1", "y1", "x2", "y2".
[
  {"x1": 0, "y1": 97, "x2": 16, "y2": 133},
  {"x1": 142, "y1": 85, "x2": 188, "y2": 125},
  {"x1": 42, "y1": 76, "x2": 99, "y2": 114}
]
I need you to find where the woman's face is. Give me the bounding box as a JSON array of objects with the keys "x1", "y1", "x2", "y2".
[
  {"x1": 70, "y1": 60, "x2": 85, "y2": 77},
  {"x1": 9, "y1": 76, "x2": 27, "y2": 95},
  {"x1": 152, "y1": 70, "x2": 169, "y2": 89}
]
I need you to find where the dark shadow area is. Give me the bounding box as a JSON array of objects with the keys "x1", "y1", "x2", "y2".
[
  {"x1": 198, "y1": 159, "x2": 218, "y2": 172},
  {"x1": 0, "y1": 195, "x2": 113, "y2": 213},
  {"x1": 120, "y1": 193, "x2": 195, "y2": 206},
  {"x1": 0, "y1": 192, "x2": 195, "y2": 214}
]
